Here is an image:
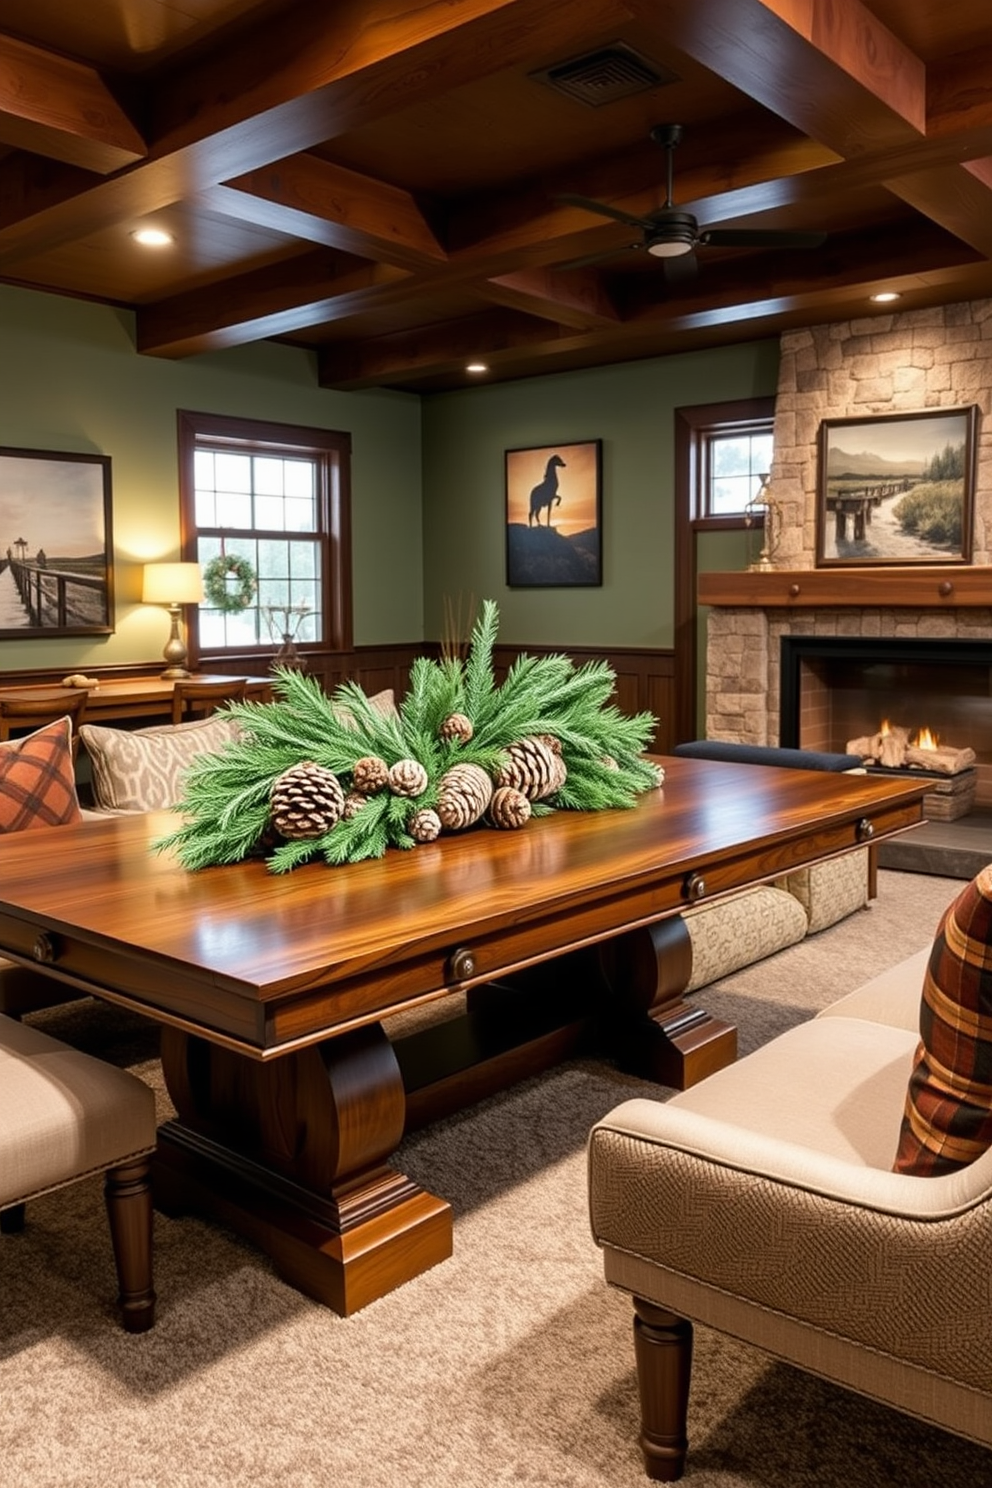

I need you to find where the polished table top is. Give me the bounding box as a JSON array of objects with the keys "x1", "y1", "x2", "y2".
[{"x1": 0, "y1": 755, "x2": 928, "y2": 1060}]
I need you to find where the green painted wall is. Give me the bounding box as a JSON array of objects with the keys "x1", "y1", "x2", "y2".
[
  {"x1": 0, "y1": 285, "x2": 423, "y2": 674},
  {"x1": 0, "y1": 283, "x2": 780, "y2": 675},
  {"x1": 420, "y1": 341, "x2": 780, "y2": 648}
]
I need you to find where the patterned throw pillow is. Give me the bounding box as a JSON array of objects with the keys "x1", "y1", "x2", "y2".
[
  {"x1": 893, "y1": 866, "x2": 992, "y2": 1175},
  {"x1": 80, "y1": 714, "x2": 241, "y2": 811},
  {"x1": 0, "y1": 716, "x2": 82, "y2": 832}
]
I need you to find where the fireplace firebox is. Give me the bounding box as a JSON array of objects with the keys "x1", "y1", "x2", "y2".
[{"x1": 779, "y1": 637, "x2": 992, "y2": 809}]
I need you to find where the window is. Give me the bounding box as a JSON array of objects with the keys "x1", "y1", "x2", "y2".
[
  {"x1": 692, "y1": 416, "x2": 774, "y2": 527},
  {"x1": 177, "y1": 411, "x2": 352, "y2": 658}
]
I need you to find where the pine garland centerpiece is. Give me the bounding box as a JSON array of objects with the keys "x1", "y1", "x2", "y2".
[{"x1": 155, "y1": 599, "x2": 661, "y2": 873}]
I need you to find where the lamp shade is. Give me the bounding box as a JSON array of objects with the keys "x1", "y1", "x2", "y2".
[{"x1": 142, "y1": 562, "x2": 203, "y2": 605}]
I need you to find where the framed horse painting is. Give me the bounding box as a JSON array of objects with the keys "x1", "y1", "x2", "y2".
[{"x1": 504, "y1": 439, "x2": 602, "y2": 587}]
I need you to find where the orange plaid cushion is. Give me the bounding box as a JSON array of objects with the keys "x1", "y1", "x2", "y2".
[
  {"x1": 0, "y1": 717, "x2": 81, "y2": 832},
  {"x1": 893, "y1": 866, "x2": 992, "y2": 1176}
]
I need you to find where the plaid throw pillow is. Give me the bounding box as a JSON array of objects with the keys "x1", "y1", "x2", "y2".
[
  {"x1": 893, "y1": 866, "x2": 992, "y2": 1176},
  {"x1": 0, "y1": 716, "x2": 82, "y2": 832}
]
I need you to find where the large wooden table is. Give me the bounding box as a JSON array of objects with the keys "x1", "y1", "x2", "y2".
[{"x1": 0, "y1": 756, "x2": 928, "y2": 1313}]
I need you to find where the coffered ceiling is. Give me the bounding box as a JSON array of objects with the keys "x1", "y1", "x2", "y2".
[{"x1": 3, "y1": 0, "x2": 992, "y2": 392}]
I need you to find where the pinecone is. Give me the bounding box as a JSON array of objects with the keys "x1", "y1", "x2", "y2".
[
  {"x1": 351, "y1": 755, "x2": 389, "y2": 794},
  {"x1": 493, "y1": 736, "x2": 560, "y2": 800},
  {"x1": 439, "y1": 711, "x2": 474, "y2": 744},
  {"x1": 408, "y1": 807, "x2": 442, "y2": 843},
  {"x1": 487, "y1": 785, "x2": 531, "y2": 830},
  {"x1": 436, "y1": 762, "x2": 493, "y2": 830},
  {"x1": 341, "y1": 790, "x2": 368, "y2": 820},
  {"x1": 388, "y1": 758, "x2": 429, "y2": 797},
  {"x1": 600, "y1": 754, "x2": 620, "y2": 771},
  {"x1": 270, "y1": 761, "x2": 345, "y2": 840}
]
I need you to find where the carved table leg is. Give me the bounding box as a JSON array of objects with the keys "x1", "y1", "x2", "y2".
[
  {"x1": 153, "y1": 1023, "x2": 452, "y2": 1315},
  {"x1": 598, "y1": 917, "x2": 736, "y2": 1088},
  {"x1": 632, "y1": 1299, "x2": 693, "y2": 1481}
]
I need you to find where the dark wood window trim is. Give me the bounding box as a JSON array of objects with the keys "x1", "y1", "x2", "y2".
[
  {"x1": 673, "y1": 397, "x2": 775, "y2": 743},
  {"x1": 177, "y1": 409, "x2": 353, "y2": 665}
]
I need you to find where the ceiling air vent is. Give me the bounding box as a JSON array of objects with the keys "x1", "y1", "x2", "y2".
[{"x1": 533, "y1": 44, "x2": 678, "y2": 106}]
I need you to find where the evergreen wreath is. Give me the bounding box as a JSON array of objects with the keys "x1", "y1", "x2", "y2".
[
  {"x1": 155, "y1": 599, "x2": 661, "y2": 874},
  {"x1": 202, "y1": 553, "x2": 257, "y2": 613}
]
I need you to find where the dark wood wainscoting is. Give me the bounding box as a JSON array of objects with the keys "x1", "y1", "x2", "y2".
[{"x1": 0, "y1": 642, "x2": 675, "y2": 753}]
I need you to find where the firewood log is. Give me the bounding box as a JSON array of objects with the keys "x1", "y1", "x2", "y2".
[
  {"x1": 879, "y1": 733, "x2": 907, "y2": 769},
  {"x1": 903, "y1": 744, "x2": 976, "y2": 775}
]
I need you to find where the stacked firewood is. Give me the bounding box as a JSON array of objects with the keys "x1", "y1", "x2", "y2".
[{"x1": 846, "y1": 724, "x2": 976, "y2": 775}]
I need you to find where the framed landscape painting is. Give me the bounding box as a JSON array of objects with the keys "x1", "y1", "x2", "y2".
[
  {"x1": 505, "y1": 439, "x2": 602, "y2": 587},
  {"x1": 816, "y1": 407, "x2": 977, "y2": 567},
  {"x1": 0, "y1": 446, "x2": 114, "y2": 636}
]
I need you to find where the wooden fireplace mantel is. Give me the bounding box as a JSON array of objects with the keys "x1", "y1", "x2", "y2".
[{"x1": 698, "y1": 566, "x2": 992, "y2": 609}]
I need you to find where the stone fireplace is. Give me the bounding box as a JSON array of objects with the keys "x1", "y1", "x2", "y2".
[{"x1": 699, "y1": 299, "x2": 992, "y2": 822}]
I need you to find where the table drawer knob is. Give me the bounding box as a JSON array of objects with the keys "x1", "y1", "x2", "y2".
[
  {"x1": 856, "y1": 818, "x2": 875, "y2": 842},
  {"x1": 32, "y1": 932, "x2": 58, "y2": 964},
  {"x1": 684, "y1": 872, "x2": 707, "y2": 902},
  {"x1": 448, "y1": 946, "x2": 476, "y2": 982}
]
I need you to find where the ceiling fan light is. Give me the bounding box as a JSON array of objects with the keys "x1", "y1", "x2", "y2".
[{"x1": 647, "y1": 238, "x2": 694, "y2": 258}]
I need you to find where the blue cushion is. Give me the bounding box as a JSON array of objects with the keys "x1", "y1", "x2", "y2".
[{"x1": 673, "y1": 740, "x2": 862, "y2": 773}]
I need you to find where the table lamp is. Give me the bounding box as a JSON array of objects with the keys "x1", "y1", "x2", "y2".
[{"x1": 142, "y1": 562, "x2": 203, "y2": 679}]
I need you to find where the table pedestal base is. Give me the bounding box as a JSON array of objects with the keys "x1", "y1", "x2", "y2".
[
  {"x1": 156, "y1": 1022, "x2": 452, "y2": 1315},
  {"x1": 153, "y1": 1123, "x2": 451, "y2": 1315},
  {"x1": 599, "y1": 916, "x2": 737, "y2": 1086}
]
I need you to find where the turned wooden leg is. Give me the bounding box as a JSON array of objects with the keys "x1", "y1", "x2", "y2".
[
  {"x1": 104, "y1": 1156, "x2": 156, "y2": 1333},
  {"x1": 632, "y1": 1299, "x2": 693, "y2": 1481},
  {"x1": 599, "y1": 917, "x2": 736, "y2": 1089}
]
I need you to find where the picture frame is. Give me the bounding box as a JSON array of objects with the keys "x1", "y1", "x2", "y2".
[
  {"x1": 505, "y1": 439, "x2": 602, "y2": 587},
  {"x1": 815, "y1": 406, "x2": 977, "y2": 567},
  {"x1": 0, "y1": 446, "x2": 114, "y2": 637}
]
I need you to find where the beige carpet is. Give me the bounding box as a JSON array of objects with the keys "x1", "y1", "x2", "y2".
[{"x1": 4, "y1": 869, "x2": 990, "y2": 1488}]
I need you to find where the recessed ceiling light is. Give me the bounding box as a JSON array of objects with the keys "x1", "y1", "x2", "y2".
[
  {"x1": 466, "y1": 362, "x2": 489, "y2": 374},
  {"x1": 869, "y1": 291, "x2": 901, "y2": 303},
  {"x1": 131, "y1": 227, "x2": 174, "y2": 247}
]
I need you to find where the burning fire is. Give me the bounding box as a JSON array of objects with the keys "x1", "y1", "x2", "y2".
[{"x1": 879, "y1": 719, "x2": 939, "y2": 750}]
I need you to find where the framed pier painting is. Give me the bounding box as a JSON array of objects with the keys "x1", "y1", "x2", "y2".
[
  {"x1": 815, "y1": 407, "x2": 977, "y2": 567},
  {"x1": 0, "y1": 446, "x2": 114, "y2": 637},
  {"x1": 505, "y1": 439, "x2": 602, "y2": 587}
]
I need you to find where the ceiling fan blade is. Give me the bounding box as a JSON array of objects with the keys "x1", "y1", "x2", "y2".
[
  {"x1": 698, "y1": 228, "x2": 828, "y2": 250},
  {"x1": 556, "y1": 193, "x2": 656, "y2": 231}
]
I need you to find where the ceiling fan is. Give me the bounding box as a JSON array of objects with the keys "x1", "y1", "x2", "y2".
[{"x1": 556, "y1": 124, "x2": 828, "y2": 275}]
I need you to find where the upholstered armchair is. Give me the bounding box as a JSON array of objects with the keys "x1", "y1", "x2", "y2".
[{"x1": 588, "y1": 882, "x2": 992, "y2": 1479}]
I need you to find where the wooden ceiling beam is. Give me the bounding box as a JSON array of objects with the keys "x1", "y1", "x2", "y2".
[
  {"x1": 136, "y1": 252, "x2": 411, "y2": 357},
  {"x1": 205, "y1": 154, "x2": 446, "y2": 269},
  {"x1": 0, "y1": 31, "x2": 145, "y2": 174},
  {"x1": 0, "y1": 0, "x2": 630, "y2": 269},
  {"x1": 316, "y1": 308, "x2": 561, "y2": 388},
  {"x1": 149, "y1": 0, "x2": 634, "y2": 154},
  {"x1": 316, "y1": 220, "x2": 981, "y2": 389},
  {"x1": 481, "y1": 268, "x2": 621, "y2": 328},
  {"x1": 625, "y1": 0, "x2": 925, "y2": 153}
]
